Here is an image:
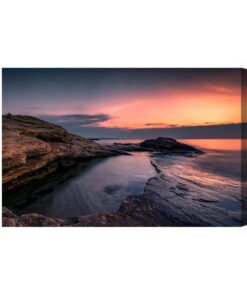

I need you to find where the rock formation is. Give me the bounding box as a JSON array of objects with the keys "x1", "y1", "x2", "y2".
[
  {"x1": 140, "y1": 137, "x2": 202, "y2": 154},
  {"x1": 3, "y1": 115, "x2": 117, "y2": 192},
  {"x1": 103, "y1": 137, "x2": 203, "y2": 155}
]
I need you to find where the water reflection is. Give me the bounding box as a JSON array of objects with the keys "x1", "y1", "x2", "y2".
[
  {"x1": 151, "y1": 151, "x2": 241, "y2": 221},
  {"x1": 12, "y1": 152, "x2": 156, "y2": 218}
]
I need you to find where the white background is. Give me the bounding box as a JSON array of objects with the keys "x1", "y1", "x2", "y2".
[{"x1": 0, "y1": 1, "x2": 246, "y2": 296}]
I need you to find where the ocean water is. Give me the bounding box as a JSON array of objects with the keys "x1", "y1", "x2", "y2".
[
  {"x1": 149, "y1": 150, "x2": 241, "y2": 225},
  {"x1": 98, "y1": 138, "x2": 241, "y2": 181},
  {"x1": 5, "y1": 139, "x2": 242, "y2": 223}
]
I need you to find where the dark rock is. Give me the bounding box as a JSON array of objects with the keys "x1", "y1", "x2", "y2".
[
  {"x1": 140, "y1": 137, "x2": 202, "y2": 154},
  {"x1": 2, "y1": 207, "x2": 64, "y2": 227},
  {"x1": 16, "y1": 214, "x2": 63, "y2": 227},
  {"x1": 104, "y1": 138, "x2": 202, "y2": 155}
]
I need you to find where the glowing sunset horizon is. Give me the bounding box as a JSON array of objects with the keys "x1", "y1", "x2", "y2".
[{"x1": 2, "y1": 68, "x2": 242, "y2": 138}]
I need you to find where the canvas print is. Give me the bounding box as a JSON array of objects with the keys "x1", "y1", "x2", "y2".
[{"x1": 2, "y1": 68, "x2": 246, "y2": 227}]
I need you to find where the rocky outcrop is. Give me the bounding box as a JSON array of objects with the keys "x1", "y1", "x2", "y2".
[
  {"x1": 2, "y1": 207, "x2": 63, "y2": 227},
  {"x1": 104, "y1": 137, "x2": 202, "y2": 155},
  {"x1": 3, "y1": 115, "x2": 117, "y2": 192},
  {"x1": 140, "y1": 137, "x2": 202, "y2": 154}
]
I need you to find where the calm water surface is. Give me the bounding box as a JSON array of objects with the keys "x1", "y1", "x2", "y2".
[{"x1": 11, "y1": 152, "x2": 156, "y2": 218}]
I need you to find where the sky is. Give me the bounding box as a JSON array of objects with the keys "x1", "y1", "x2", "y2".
[{"x1": 2, "y1": 68, "x2": 242, "y2": 139}]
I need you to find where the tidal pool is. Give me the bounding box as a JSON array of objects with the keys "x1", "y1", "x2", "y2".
[{"x1": 7, "y1": 152, "x2": 156, "y2": 219}]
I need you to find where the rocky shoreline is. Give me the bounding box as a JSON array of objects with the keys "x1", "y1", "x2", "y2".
[
  {"x1": 3, "y1": 115, "x2": 121, "y2": 192},
  {"x1": 3, "y1": 171, "x2": 240, "y2": 227},
  {"x1": 2, "y1": 188, "x2": 176, "y2": 227},
  {"x1": 3, "y1": 114, "x2": 206, "y2": 227}
]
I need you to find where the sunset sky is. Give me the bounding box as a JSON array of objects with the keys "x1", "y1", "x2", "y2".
[{"x1": 2, "y1": 68, "x2": 242, "y2": 138}]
